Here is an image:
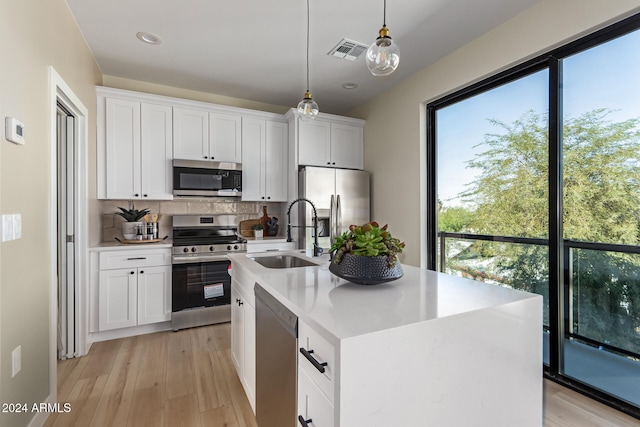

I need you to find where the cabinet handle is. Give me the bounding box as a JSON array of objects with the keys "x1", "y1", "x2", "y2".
[
  {"x1": 204, "y1": 156, "x2": 208, "y2": 159},
  {"x1": 332, "y1": 162, "x2": 336, "y2": 165},
  {"x1": 130, "y1": 271, "x2": 135, "y2": 275},
  {"x1": 143, "y1": 194, "x2": 148, "y2": 198},
  {"x1": 236, "y1": 298, "x2": 241, "y2": 304},
  {"x1": 326, "y1": 162, "x2": 331, "y2": 165},
  {"x1": 261, "y1": 196, "x2": 265, "y2": 200},
  {"x1": 239, "y1": 301, "x2": 243, "y2": 306},
  {"x1": 298, "y1": 416, "x2": 313, "y2": 426},
  {"x1": 300, "y1": 348, "x2": 327, "y2": 373},
  {"x1": 140, "y1": 270, "x2": 144, "y2": 274},
  {"x1": 134, "y1": 193, "x2": 139, "y2": 197},
  {"x1": 127, "y1": 257, "x2": 147, "y2": 260},
  {"x1": 267, "y1": 196, "x2": 271, "y2": 200}
]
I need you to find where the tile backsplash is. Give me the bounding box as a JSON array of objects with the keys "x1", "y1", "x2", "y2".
[{"x1": 100, "y1": 199, "x2": 287, "y2": 242}]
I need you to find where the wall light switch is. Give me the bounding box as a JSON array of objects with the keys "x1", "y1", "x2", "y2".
[
  {"x1": 2, "y1": 215, "x2": 13, "y2": 242},
  {"x1": 12, "y1": 214, "x2": 21, "y2": 239}
]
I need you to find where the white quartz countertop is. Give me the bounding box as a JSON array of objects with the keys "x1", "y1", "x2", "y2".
[
  {"x1": 90, "y1": 239, "x2": 172, "y2": 250},
  {"x1": 228, "y1": 251, "x2": 541, "y2": 341}
]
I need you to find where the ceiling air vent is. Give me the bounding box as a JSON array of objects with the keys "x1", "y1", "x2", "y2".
[{"x1": 327, "y1": 38, "x2": 369, "y2": 61}]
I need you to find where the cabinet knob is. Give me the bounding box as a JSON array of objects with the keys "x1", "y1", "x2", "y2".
[
  {"x1": 204, "y1": 156, "x2": 208, "y2": 159},
  {"x1": 267, "y1": 196, "x2": 271, "y2": 200},
  {"x1": 298, "y1": 416, "x2": 313, "y2": 427},
  {"x1": 143, "y1": 194, "x2": 148, "y2": 198},
  {"x1": 332, "y1": 162, "x2": 336, "y2": 165},
  {"x1": 140, "y1": 270, "x2": 144, "y2": 274},
  {"x1": 130, "y1": 271, "x2": 135, "y2": 275},
  {"x1": 239, "y1": 301, "x2": 243, "y2": 306},
  {"x1": 134, "y1": 193, "x2": 139, "y2": 197},
  {"x1": 326, "y1": 162, "x2": 331, "y2": 165}
]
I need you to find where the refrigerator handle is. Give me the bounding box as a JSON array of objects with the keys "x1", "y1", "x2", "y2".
[
  {"x1": 330, "y1": 194, "x2": 335, "y2": 242},
  {"x1": 336, "y1": 194, "x2": 342, "y2": 236}
]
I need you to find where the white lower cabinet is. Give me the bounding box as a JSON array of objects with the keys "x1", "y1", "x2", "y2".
[
  {"x1": 97, "y1": 248, "x2": 171, "y2": 332},
  {"x1": 231, "y1": 276, "x2": 256, "y2": 412},
  {"x1": 298, "y1": 368, "x2": 335, "y2": 427},
  {"x1": 298, "y1": 319, "x2": 336, "y2": 426}
]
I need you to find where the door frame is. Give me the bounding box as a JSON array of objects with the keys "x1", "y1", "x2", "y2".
[{"x1": 47, "y1": 66, "x2": 89, "y2": 404}]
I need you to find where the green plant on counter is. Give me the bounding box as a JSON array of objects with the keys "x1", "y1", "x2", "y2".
[
  {"x1": 115, "y1": 204, "x2": 150, "y2": 222},
  {"x1": 330, "y1": 222, "x2": 405, "y2": 267},
  {"x1": 252, "y1": 223, "x2": 264, "y2": 230}
]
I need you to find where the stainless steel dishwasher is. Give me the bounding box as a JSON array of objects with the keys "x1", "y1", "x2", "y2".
[{"x1": 255, "y1": 283, "x2": 298, "y2": 427}]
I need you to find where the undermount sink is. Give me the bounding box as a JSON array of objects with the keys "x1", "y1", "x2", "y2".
[{"x1": 250, "y1": 254, "x2": 319, "y2": 269}]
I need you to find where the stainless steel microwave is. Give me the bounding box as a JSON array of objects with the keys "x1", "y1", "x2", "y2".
[{"x1": 173, "y1": 159, "x2": 242, "y2": 197}]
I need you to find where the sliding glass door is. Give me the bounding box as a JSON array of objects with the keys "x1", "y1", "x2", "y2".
[{"x1": 428, "y1": 14, "x2": 640, "y2": 418}]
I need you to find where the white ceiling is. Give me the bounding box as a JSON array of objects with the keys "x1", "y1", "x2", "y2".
[{"x1": 65, "y1": 0, "x2": 540, "y2": 115}]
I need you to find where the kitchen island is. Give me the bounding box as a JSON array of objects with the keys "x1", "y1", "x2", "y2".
[{"x1": 229, "y1": 251, "x2": 542, "y2": 427}]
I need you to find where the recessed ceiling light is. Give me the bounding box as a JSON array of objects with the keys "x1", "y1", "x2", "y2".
[
  {"x1": 342, "y1": 82, "x2": 358, "y2": 90},
  {"x1": 136, "y1": 32, "x2": 162, "y2": 45}
]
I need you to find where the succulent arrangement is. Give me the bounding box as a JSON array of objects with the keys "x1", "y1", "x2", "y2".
[
  {"x1": 330, "y1": 222, "x2": 405, "y2": 267},
  {"x1": 115, "y1": 204, "x2": 150, "y2": 222}
]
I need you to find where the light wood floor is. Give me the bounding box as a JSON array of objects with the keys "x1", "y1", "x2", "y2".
[{"x1": 44, "y1": 323, "x2": 640, "y2": 427}]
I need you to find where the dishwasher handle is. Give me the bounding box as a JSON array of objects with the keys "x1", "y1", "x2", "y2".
[{"x1": 299, "y1": 348, "x2": 327, "y2": 374}]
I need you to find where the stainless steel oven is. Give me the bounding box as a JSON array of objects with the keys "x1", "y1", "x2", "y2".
[{"x1": 171, "y1": 214, "x2": 246, "y2": 331}]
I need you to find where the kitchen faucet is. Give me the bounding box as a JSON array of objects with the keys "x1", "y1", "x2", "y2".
[{"x1": 286, "y1": 197, "x2": 323, "y2": 257}]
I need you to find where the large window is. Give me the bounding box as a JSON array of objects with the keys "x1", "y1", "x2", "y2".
[{"x1": 428, "y1": 14, "x2": 640, "y2": 419}]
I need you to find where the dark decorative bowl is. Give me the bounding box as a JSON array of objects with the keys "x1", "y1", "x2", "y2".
[{"x1": 329, "y1": 253, "x2": 404, "y2": 285}]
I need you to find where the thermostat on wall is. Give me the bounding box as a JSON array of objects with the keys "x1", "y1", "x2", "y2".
[{"x1": 5, "y1": 117, "x2": 25, "y2": 145}]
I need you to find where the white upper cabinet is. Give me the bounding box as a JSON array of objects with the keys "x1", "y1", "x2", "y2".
[
  {"x1": 173, "y1": 107, "x2": 242, "y2": 163},
  {"x1": 100, "y1": 94, "x2": 173, "y2": 200},
  {"x1": 210, "y1": 112, "x2": 242, "y2": 163},
  {"x1": 173, "y1": 107, "x2": 209, "y2": 161},
  {"x1": 287, "y1": 109, "x2": 365, "y2": 170},
  {"x1": 241, "y1": 117, "x2": 288, "y2": 202}
]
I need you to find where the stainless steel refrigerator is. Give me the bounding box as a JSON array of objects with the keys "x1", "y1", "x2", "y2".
[{"x1": 297, "y1": 166, "x2": 370, "y2": 253}]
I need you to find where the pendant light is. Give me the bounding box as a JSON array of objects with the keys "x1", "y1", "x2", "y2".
[
  {"x1": 296, "y1": 0, "x2": 319, "y2": 121},
  {"x1": 366, "y1": 0, "x2": 400, "y2": 76}
]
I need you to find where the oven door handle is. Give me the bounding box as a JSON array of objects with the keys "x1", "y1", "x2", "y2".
[{"x1": 172, "y1": 254, "x2": 235, "y2": 264}]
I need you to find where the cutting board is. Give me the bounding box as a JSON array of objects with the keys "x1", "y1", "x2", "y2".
[{"x1": 239, "y1": 219, "x2": 261, "y2": 237}]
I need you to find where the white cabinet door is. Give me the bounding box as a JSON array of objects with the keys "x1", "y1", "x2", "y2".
[
  {"x1": 298, "y1": 368, "x2": 335, "y2": 427},
  {"x1": 241, "y1": 118, "x2": 265, "y2": 201},
  {"x1": 331, "y1": 123, "x2": 363, "y2": 170},
  {"x1": 243, "y1": 298, "x2": 256, "y2": 410},
  {"x1": 140, "y1": 103, "x2": 173, "y2": 200},
  {"x1": 265, "y1": 121, "x2": 288, "y2": 202},
  {"x1": 242, "y1": 118, "x2": 288, "y2": 202},
  {"x1": 99, "y1": 268, "x2": 137, "y2": 331},
  {"x1": 173, "y1": 107, "x2": 209, "y2": 161},
  {"x1": 105, "y1": 98, "x2": 141, "y2": 199},
  {"x1": 210, "y1": 112, "x2": 242, "y2": 163},
  {"x1": 137, "y1": 265, "x2": 171, "y2": 325},
  {"x1": 298, "y1": 120, "x2": 331, "y2": 167},
  {"x1": 231, "y1": 282, "x2": 244, "y2": 374}
]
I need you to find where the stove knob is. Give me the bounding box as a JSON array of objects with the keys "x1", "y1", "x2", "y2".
[
  {"x1": 227, "y1": 245, "x2": 232, "y2": 251},
  {"x1": 209, "y1": 246, "x2": 215, "y2": 252},
  {"x1": 234, "y1": 245, "x2": 239, "y2": 250},
  {"x1": 183, "y1": 248, "x2": 189, "y2": 253},
  {"x1": 191, "y1": 247, "x2": 197, "y2": 252}
]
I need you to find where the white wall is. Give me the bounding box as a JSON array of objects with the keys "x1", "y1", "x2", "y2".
[
  {"x1": 351, "y1": 0, "x2": 640, "y2": 267},
  {"x1": 0, "y1": 1, "x2": 102, "y2": 426}
]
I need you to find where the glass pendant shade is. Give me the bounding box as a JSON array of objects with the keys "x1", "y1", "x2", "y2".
[
  {"x1": 366, "y1": 26, "x2": 400, "y2": 76},
  {"x1": 297, "y1": 91, "x2": 319, "y2": 122}
]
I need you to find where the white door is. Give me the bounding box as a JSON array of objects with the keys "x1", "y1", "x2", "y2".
[
  {"x1": 105, "y1": 98, "x2": 141, "y2": 199},
  {"x1": 173, "y1": 107, "x2": 209, "y2": 161},
  {"x1": 99, "y1": 269, "x2": 137, "y2": 331},
  {"x1": 241, "y1": 118, "x2": 265, "y2": 201},
  {"x1": 298, "y1": 119, "x2": 331, "y2": 167},
  {"x1": 331, "y1": 123, "x2": 363, "y2": 170},
  {"x1": 141, "y1": 103, "x2": 173, "y2": 200},
  {"x1": 137, "y1": 265, "x2": 171, "y2": 325},
  {"x1": 210, "y1": 112, "x2": 242, "y2": 162},
  {"x1": 265, "y1": 121, "x2": 288, "y2": 202},
  {"x1": 56, "y1": 105, "x2": 76, "y2": 360}
]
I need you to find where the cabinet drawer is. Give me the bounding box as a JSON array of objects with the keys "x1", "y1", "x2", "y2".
[
  {"x1": 99, "y1": 249, "x2": 171, "y2": 270},
  {"x1": 298, "y1": 368, "x2": 335, "y2": 427},
  {"x1": 298, "y1": 320, "x2": 335, "y2": 402}
]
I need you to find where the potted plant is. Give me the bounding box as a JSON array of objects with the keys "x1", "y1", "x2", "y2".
[
  {"x1": 115, "y1": 204, "x2": 150, "y2": 240},
  {"x1": 252, "y1": 223, "x2": 264, "y2": 239},
  {"x1": 329, "y1": 222, "x2": 405, "y2": 285}
]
